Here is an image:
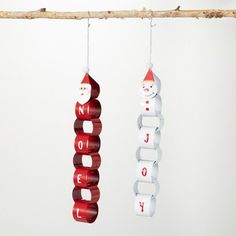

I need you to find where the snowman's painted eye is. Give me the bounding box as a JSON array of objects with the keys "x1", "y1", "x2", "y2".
[
  {"x1": 143, "y1": 86, "x2": 145, "y2": 88},
  {"x1": 150, "y1": 85, "x2": 153, "y2": 88}
]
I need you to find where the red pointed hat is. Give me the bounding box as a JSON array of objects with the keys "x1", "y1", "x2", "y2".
[
  {"x1": 81, "y1": 73, "x2": 100, "y2": 99},
  {"x1": 143, "y1": 69, "x2": 156, "y2": 82}
]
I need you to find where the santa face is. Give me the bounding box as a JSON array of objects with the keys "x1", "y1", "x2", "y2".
[
  {"x1": 78, "y1": 83, "x2": 91, "y2": 105},
  {"x1": 141, "y1": 81, "x2": 158, "y2": 99}
]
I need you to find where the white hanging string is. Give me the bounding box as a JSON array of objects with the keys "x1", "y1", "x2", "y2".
[
  {"x1": 84, "y1": 19, "x2": 90, "y2": 73},
  {"x1": 148, "y1": 18, "x2": 156, "y2": 69}
]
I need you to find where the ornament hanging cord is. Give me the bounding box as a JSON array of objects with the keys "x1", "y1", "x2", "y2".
[
  {"x1": 86, "y1": 18, "x2": 90, "y2": 72},
  {"x1": 148, "y1": 18, "x2": 156, "y2": 69}
]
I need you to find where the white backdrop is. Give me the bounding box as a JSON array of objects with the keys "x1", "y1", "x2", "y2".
[{"x1": 0, "y1": 1, "x2": 236, "y2": 236}]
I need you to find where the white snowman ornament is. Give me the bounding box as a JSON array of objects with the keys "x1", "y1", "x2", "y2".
[
  {"x1": 135, "y1": 67, "x2": 163, "y2": 218},
  {"x1": 141, "y1": 69, "x2": 161, "y2": 97},
  {"x1": 140, "y1": 69, "x2": 162, "y2": 116}
]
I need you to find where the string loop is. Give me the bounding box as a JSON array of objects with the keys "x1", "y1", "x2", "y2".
[
  {"x1": 148, "y1": 18, "x2": 156, "y2": 69},
  {"x1": 84, "y1": 19, "x2": 90, "y2": 73}
]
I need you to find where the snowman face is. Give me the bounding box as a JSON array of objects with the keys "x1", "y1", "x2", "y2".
[
  {"x1": 141, "y1": 81, "x2": 158, "y2": 98},
  {"x1": 78, "y1": 83, "x2": 91, "y2": 105}
]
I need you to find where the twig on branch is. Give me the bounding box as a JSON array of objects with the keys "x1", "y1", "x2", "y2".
[
  {"x1": 0, "y1": 8, "x2": 235, "y2": 20},
  {"x1": 175, "y1": 6, "x2": 181, "y2": 11},
  {"x1": 40, "y1": 8, "x2": 46, "y2": 13}
]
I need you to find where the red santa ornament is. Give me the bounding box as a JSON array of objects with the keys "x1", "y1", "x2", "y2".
[
  {"x1": 75, "y1": 73, "x2": 101, "y2": 120},
  {"x1": 73, "y1": 72, "x2": 101, "y2": 223},
  {"x1": 77, "y1": 73, "x2": 100, "y2": 104}
]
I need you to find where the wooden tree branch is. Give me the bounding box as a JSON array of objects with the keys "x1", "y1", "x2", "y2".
[{"x1": 0, "y1": 8, "x2": 235, "y2": 20}]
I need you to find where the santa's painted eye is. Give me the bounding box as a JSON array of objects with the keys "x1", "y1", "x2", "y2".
[
  {"x1": 143, "y1": 86, "x2": 145, "y2": 88},
  {"x1": 150, "y1": 85, "x2": 153, "y2": 88}
]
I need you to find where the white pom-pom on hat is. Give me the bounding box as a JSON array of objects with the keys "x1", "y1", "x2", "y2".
[
  {"x1": 146, "y1": 62, "x2": 153, "y2": 69},
  {"x1": 83, "y1": 66, "x2": 90, "y2": 73}
]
